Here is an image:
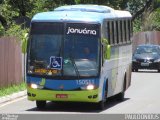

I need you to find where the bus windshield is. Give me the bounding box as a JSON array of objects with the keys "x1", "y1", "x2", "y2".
[{"x1": 27, "y1": 22, "x2": 100, "y2": 79}]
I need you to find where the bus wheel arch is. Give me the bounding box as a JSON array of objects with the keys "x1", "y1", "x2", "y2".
[
  {"x1": 104, "y1": 79, "x2": 108, "y2": 99},
  {"x1": 123, "y1": 73, "x2": 127, "y2": 91},
  {"x1": 102, "y1": 78, "x2": 108, "y2": 101},
  {"x1": 116, "y1": 73, "x2": 126, "y2": 102},
  {"x1": 96, "y1": 78, "x2": 108, "y2": 110}
]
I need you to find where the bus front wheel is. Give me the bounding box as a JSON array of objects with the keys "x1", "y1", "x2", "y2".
[
  {"x1": 36, "y1": 100, "x2": 46, "y2": 109},
  {"x1": 116, "y1": 92, "x2": 125, "y2": 102}
]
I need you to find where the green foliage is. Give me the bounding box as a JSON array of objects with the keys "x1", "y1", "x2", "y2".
[
  {"x1": 127, "y1": 0, "x2": 146, "y2": 15},
  {"x1": 0, "y1": 0, "x2": 19, "y2": 25},
  {"x1": 27, "y1": 0, "x2": 47, "y2": 18},
  {"x1": 147, "y1": 9, "x2": 160, "y2": 31},
  {"x1": 133, "y1": 19, "x2": 142, "y2": 33},
  {"x1": 75, "y1": 0, "x2": 129, "y2": 9},
  {"x1": 4, "y1": 23, "x2": 29, "y2": 53},
  {"x1": 0, "y1": 82, "x2": 26, "y2": 97},
  {"x1": 5, "y1": 23, "x2": 28, "y2": 40},
  {"x1": 27, "y1": 0, "x2": 75, "y2": 18},
  {"x1": 0, "y1": 24, "x2": 5, "y2": 36},
  {"x1": 107, "y1": 0, "x2": 129, "y2": 9},
  {"x1": 22, "y1": 33, "x2": 28, "y2": 53},
  {"x1": 128, "y1": 0, "x2": 160, "y2": 31},
  {"x1": 8, "y1": 0, "x2": 33, "y2": 16},
  {"x1": 0, "y1": 0, "x2": 159, "y2": 40}
]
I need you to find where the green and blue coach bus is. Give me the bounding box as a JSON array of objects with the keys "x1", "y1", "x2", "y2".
[{"x1": 26, "y1": 5, "x2": 132, "y2": 110}]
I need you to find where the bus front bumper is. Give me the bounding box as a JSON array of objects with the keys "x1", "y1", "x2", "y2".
[{"x1": 27, "y1": 87, "x2": 100, "y2": 103}]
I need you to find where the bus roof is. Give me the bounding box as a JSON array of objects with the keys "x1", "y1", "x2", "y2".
[{"x1": 32, "y1": 5, "x2": 132, "y2": 23}]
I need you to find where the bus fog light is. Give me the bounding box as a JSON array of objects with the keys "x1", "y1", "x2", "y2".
[{"x1": 86, "y1": 84, "x2": 94, "y2": 90}]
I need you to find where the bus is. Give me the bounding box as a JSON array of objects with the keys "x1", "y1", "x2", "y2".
[{"x1": 26, "y1": 5, "x2": 132, "y2": 110}]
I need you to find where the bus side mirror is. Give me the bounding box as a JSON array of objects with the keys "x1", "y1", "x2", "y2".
[
  {"x1": 106, "y1": 45, "x2": 111, "y2": 59},
  {"x1": 102, "y1": 38, "x2": 111, "y2": 60},
  {"x1": 22, "y1": 33, "x2": 29, "y2": 54}
]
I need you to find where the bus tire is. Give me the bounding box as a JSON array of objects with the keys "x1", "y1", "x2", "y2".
[
  {"x1": 36, "y1": 100, "x2": 46, "y2": 109},
  {"x1": 96, "y1": 100, "x2": 105, "y2": 110},
  {"x1": 116, "y1": 92, "x2": 125, "y2": 102}
]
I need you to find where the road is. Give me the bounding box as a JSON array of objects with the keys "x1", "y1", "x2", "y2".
[{"x1": 0, "y1": 71, "x2": 160, "y2": 114}]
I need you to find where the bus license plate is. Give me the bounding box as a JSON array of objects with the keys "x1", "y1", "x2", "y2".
[
  {"x1": 56, "y1": 94, "x2": 68, "y2": 98},
  {"x1": 141, "y1": 63, "x2": 149, "y2": 66}
]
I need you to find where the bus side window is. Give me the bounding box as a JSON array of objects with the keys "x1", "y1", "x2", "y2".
[
  {"x1": 118, "y1": 20, "x2": 121, "y2": 44},
  {"x1": 123, "y1": 20, "x2": 126, "y2": 43},
  {"x1": 130, "y1": 20, "x2": 133, "y2": 38},
  {"x1": 127, "y1": 19, "x2": 133, "y2": 43},
  {"x1": 113, "y1": 20, "x2": 117, "y2": 45},
  {"x1": 128, "y1": 19, "x2": 131, "y2": 42},
  {"x1": 116, "y1": 20, "x2": 119, "y2": 44},
  {"x1": 107, "y1": 21, "x2": 110, "y2": 44},
  {"x1": 126, "y1": 20, "x2": 129, "y2": 43},
  {"x1": 112, "y1": 21, "x2": 115, "y2": 45},
  {"x1": 102, "y1": 43, "x2": 105, "y2": 65},
  {"x1": 109, "y1": 21, "x2": 113, "y2": 45},
  {"x1": 120, "y1": 20, "x2": 123, "y2": 44}
]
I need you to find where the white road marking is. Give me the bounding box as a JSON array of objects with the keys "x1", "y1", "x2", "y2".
[{"x1": 0, "y1": 96, "x2": 27, "y2": 108}]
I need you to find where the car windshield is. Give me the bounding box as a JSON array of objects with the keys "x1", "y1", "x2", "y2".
[
  {"x1": 135, "y1": 45, "x2": 160, "y2": 55},
  {"x1": 27, "y1": 22, "x2": 100, "y2": 79}
]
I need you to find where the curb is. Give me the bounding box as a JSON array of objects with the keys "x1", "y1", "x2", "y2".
[{"x1": 0, "y1": 90, "x2": 27, "y2": 105}]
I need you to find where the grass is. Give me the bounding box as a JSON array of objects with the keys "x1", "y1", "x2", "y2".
[{"x1": 0, "y1": 82, "x2": 26, "y2": 97}]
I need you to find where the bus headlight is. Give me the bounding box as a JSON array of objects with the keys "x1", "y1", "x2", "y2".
[
  {"x1": 86, "y1": 84, "x2": 95, "y2": 90},
  {"x1": 31, "y1": 84, "x2": 38, "y2": 89},
  {"x1": 80, "y1": 84, "x2": 96, "y2": 90},
  {"x1": 30, "y1": 84, "x2": 44, "y2": 89}
]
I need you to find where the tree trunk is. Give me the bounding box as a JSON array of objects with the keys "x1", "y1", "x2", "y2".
[{"x1": 132, "y1": 0, "x2": 152, "y2": 21}]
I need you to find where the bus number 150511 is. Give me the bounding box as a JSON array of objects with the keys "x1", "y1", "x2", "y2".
[{"x1": 76, "y1": 80, "x2": 95, "y2": 85}]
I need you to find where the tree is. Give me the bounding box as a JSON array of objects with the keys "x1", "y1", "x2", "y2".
[
  {"x1": 0, "y1": 1, "x2": 13, "y2": 29},
  {"x1": 144, "y1": 8, "x2": 160, "y2": 31},
  {"x1": 129, "y1": 0, "x2": 160, "y2": 21},
  {"x1": 128, "y1": 0, "x2": 160, "y2": 31},
  {"x1": 0, "y1": 0, "x2": 160, "y2": 35},
  {"x1": 75, "y1": 0, "x2": 129, "y2": 9}
]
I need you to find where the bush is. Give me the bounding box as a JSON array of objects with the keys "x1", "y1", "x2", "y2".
[
  {"x1": 4, "y1": 23, "x2": 29, "y2": 53},
  {"x1": 5, "y1": 23, "x2": 28, "y2": 40},
  {"x1": 0, "y1": 24, "x2": 5, "y2": 37}
]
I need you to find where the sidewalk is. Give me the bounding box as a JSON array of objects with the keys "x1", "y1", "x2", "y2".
[{"x1": 0, "y1": 90, "x2": 27, "y2": 105}]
